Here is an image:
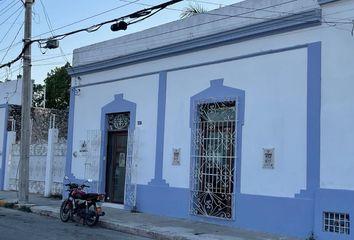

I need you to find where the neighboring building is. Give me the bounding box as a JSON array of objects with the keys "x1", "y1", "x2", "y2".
[
  {"x1": 0, "y1": 78, "x2": 23, "y2": 190},
  {"x1": 67, "y1": 0, "x2": 354, "y2": 239},
  {"x1": 0, "y1": 78, "x2": 68, "y2": 193}
]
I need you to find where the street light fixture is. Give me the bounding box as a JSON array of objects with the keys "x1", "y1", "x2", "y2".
[{"x1": 110, "y1": 21, "x2": 128, "y2": 32}]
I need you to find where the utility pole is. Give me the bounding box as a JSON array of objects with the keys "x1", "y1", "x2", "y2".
[{"x1": 19, "y1": 0, "x2": 33, "y2": 203}]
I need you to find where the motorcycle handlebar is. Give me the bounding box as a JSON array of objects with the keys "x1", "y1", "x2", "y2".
[{"x1": 64, "y1": 180, "x2": 90, "y2": 189}]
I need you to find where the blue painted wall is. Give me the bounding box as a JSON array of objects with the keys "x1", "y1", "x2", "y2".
[
  {"x1": 0, "y1": 104, "x2": 8, "y2": 190},
  {"x1": 314, "y1": 189, "x2": 354, "y2": 240},
  {"x1": 148, "y1": 72, "x2": 169, "y2": 187},
  {"x1": 65, "y1": 34, "x2": 354, "y2": 239},
  {"x1": 134, "y1": 42, "x2": 321, "y2": 239},
  {"x1": 136, "y1": 184, "x2": 313, "y2": 237}
]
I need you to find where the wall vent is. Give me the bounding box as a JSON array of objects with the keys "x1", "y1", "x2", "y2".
[{"x1": 323, "y1": 211, "x2": 350, "y2": 235}]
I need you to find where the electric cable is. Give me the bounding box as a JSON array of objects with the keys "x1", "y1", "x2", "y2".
[
  {"x1": 0, "y1": 0, "x2": 182, "y2": 70},
  {"x1": 29, "y1": 0, "x2": 316, "y2": 61},
  {"x1": 0, "y1": 0, "x2": 141, "y2": 54},
  {"x1": 32, "y1": 0, "x2": 141, "y2": 39},
  {"x1": 0, "y1": 23, "x2": 24, "y2": 65},
  {"x1": 0, "y1": 0, "x2": 21, "y2": 18},
  {"x1": 2, "y1": 0, "x2": 354, "y2": 71},
  {"x1": 0, "y1": 5, "x2": 23, "y2": 28},
  {"x1": 1, "y1": 0, "x2": 353, "y2": 56},
  {"x1": 15, "y1": 17, "x2": 348, "y2": 64},
  {"x1": 39, "y1": 0, "x2": 69, "y2": 64},
  {"x1": 0, "y1": 8, "x2": 24, "y2": 64}
]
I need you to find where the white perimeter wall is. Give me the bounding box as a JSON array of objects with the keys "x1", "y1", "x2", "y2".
[{"x1": 72, "y1": 0, "x2": 354, "y2": 196}]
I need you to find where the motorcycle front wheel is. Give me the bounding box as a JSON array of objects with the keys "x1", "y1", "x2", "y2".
[
  {"x1": 85, "y1": 205, "x2": 99, "y2": 227},
  {"x1": 60, "y1": 200, "x2": 72, "y2": 222}
]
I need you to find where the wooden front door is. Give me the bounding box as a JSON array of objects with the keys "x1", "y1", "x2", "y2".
[{"x1": 105, "y1": 131, "x2": 128, "y2": 203}]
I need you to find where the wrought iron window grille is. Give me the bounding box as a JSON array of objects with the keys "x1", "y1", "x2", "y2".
[
  {"x1": 190, "y1": 99, "x2": 237, "y2": 220},
  {"x1": 323, "y1": 211, "x2": 350, "y2": 235}
]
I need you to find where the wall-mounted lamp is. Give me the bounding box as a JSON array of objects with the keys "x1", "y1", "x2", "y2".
[{"x1": 72, "y1": 88, "x2": 80, "y2": 96}]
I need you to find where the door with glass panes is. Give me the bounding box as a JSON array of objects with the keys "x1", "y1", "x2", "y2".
[{"x1": 105, "y1": 113, "x2": 129, "y2": 204}]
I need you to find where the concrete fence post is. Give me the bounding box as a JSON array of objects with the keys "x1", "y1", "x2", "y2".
[
  {"x1": 4, "y1": 131, "x2": 16, "y2": 190},
  {"x1": 44, "y1": 128, "x2": 58, "y2": 197}
]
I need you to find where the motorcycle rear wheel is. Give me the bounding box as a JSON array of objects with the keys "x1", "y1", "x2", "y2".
[
  {"x1": 60, "y1": 200, "x2": 72, "y2": 222},
  {"x1": 85, "y1": 205, "x2": 99, "y2": 227}
]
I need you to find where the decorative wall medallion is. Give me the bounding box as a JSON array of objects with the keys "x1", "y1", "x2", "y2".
[
  {"x1": 263, "y1": 148, "x2": 275, "y2": 169},
  {"x1": 172, "y1": 148, "x2": 181, "y2": 165}
]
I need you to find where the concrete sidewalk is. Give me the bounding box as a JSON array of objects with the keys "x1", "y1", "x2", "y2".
[{"x1": 0, "y1": 191, "x2": 299, "y2": 240}]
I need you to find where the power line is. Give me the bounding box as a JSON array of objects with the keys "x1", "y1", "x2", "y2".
[
  {"x1": 32, "y1": 61, "x2": 66, "y2": 66},
  {"x1": 1, "y1": 0, "x2": 352, "y2": 56},
  {"x1": 13, "y1": 3, "x2": 352, "y2": 65},
  {"x1": 32, "y1": 0, "x2": 142, "y2": 39},
  {"x1": 0, "y1": 22, "x2": 24, "y2": 65},
  {"x1": 0, "y1": 5, "x2": 23, "y2": 28},
  {"x1": 0, "y1": 7, "x2": 24, "y2": 62},
  {"x1": 39, "y1": 0, "x2": 69, "y2": 63},
  {"x1": 35, "y1": 0, "x2": 180, "y2": 43},
  {"x1": 0, "y1": 0, "x2": 21, "y2": 18},
  {"x1": 31, "y1": 53, "x2": 73, "y2": 62},
  {"x1": 0, "y1": 0, "x2": 141, "y2": 54},
  {"x1": 0, "y1": 0, "x2": 183, "y2": 70},
  {"x1": 122, "y1": 0, "x2": 354, "y2": 25},
  {"x1": 2, "y1": 0, "x2": 354, "y2": 71},
  {"x1": 25, "y1": 0, "x2": 319, "y2": 64},
  {"x1": 28, "y1": 13, "x2": 354, "y2": 67},
  {"x1": 0, "y1": 0, "x2": 349, "y2": 56},
  {"x1": 0, "y1": 0, "x2": 9, "y2": 8},
  {"x1": 33, "y1": 1, "x2": 314, "y2": 63},
  {"x1": 187, "y1": 0, "x2": 298, "y2": 15},
  {"x1": 95, "y1": 0, "x2": 315, "y2": 45}
]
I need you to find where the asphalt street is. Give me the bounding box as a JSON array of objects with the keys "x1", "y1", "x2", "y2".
[{"x1": 0, "y1": 207, "x2": 152, "y2": 240}]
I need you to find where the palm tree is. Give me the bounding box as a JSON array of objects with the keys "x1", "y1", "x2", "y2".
[{"x1": 180, "y1": 3, "x2": 208, "y2": 19}]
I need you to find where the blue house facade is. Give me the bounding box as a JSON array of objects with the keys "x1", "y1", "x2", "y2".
[{"x1": 66, "y1": 0, "x2": 354, "y2": 239}]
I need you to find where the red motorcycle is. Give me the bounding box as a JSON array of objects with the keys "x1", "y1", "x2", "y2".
[{"x1": 60, "y1": 176, "x2": 105, "y2": 226}]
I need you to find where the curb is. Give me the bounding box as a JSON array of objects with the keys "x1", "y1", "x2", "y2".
[
  {"x1": 99, "y1": 220, "x2": 197, "y2": 240},
  {"x1": 0, "y1": 200, "x2": 296, "y2": 240},
  {"x1": 25, "y1": 205, "x2": 193, "y2": 240},
  {"x1": 30, "y1": 206, "x2": 60, "y2": 218}
]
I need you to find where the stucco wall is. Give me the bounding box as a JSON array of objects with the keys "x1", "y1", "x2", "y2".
[
  {"x1": 318, "y1": 0, "x2": 354, "y2": 191},
  {"x1": 72, "y1": 0, "x2": 354, "y2": 192},
  {"x1": 7, "y1": 143, "x2": 66, "y2": 194},
  {"x1": 68, "y1": 0, "x2": 354, "y2": 238},
  {"x1": 163, "y1": 48, "x2": 307, "y2": 198},
  {"x1": 70, "y1": 74, "x2": 159, "y2": 183}
]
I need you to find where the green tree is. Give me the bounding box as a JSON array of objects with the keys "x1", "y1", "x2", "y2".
[
  {"x1": 44, "y1": 62, "x2": 71, "y2": 110},
  {"x1": 180, "y1": 3, "x2": 208, "y2": 19},
  {"x1": 32, "y1": 82, "x2": 45, "y2": 108}
]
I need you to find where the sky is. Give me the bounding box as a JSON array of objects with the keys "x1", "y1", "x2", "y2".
[{"x1": 0, "y1": 0, "x2": 243, "y2": 84}]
